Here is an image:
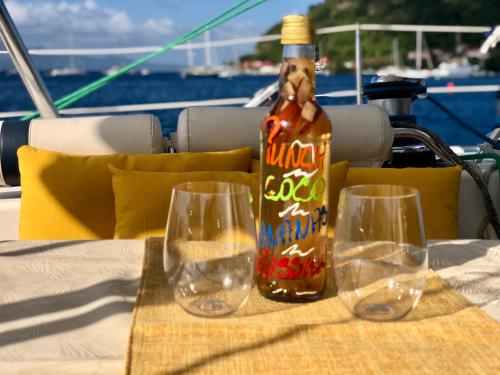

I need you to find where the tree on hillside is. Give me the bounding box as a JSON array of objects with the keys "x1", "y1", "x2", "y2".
[{"x1": 243, "y1": 0, "x2": 499, "y2": 72}]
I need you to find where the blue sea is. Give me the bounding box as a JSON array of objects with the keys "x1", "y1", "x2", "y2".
[{"x1": 0, "y1": 72, "x2": 499, "y2": 146}]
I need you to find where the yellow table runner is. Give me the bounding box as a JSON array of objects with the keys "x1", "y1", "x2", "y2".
[{"x1": 126, "y1": 238, "x2": 500, "y2": 374}]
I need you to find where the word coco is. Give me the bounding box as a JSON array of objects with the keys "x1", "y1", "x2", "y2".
[{"x1": 264, "y1": 174, "x2": 326, "y2": 203}]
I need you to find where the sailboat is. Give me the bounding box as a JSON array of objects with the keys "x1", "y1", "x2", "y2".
[
  {"x1": 376, "y1": 33, "x2": 484, "y2": 78},
  {"x1": 180, "y1": 31, "x2": 220, "y2": 78},
  {"x1": 377, "y1": 36, "x2": 433, "y2": 78},
  {"x1": 49, "y1": 34, "x2": 86, "y2": 77},
  {"x1": 49, "y1": 63, "x2": 86, "y2": 77}
]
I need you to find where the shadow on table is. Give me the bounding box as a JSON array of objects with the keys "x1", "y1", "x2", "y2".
[
  {"x1": 0, "y1": 240, "x2": 86, "y2": 257},
  {"x1": 428, "y1": 240, "x2": 491, "y2": 270},
  {"x1": 436, "y1": 270, "x2": 500, "y2": 309},
  {"x1": 158, "y1": 276, "x2": 476, "y2": 374},
  {"x1": 402, "y1": 274, "x2": 473, "y2": 322},
  {"x1": 163, "y1": 318, "x2": 352, "y2": 375},
  {"x1": 0, "y1": 300, "x2": 134, "y2": 348},
  {"x1": 0, "y1": 278, "x2": 139, "y2": 325}
]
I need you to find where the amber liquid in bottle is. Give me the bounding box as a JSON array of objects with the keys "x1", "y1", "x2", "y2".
[{"x1": 257, "y1": 43, "x2": 332, "y2": 302}]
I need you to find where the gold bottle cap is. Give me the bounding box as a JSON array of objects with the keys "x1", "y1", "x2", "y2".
[{"x1": 281, "y1": 15, "x2": 313, "y2": 45}]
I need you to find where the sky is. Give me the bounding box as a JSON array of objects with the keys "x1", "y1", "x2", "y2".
[{"x1": 4, "y1": 0, "x2": 323, "y2": 67}]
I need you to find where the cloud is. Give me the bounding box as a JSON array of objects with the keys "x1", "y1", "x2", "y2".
[
  {"x1": 4, "y1": 0, "x2": 177, "y2": 48},
  {"x1": 1, "y1": 1, "x2": 264, "y2": 67}
]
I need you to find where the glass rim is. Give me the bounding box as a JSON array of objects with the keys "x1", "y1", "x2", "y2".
[
  {"x1": 341, "y1": 184, "x2": 419, "y2": 199},
  {"x1": 172, "y1": 181, "x2": 251, "y2": 196}
]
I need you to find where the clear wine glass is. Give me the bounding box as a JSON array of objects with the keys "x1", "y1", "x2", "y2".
[
  {"x1": 164, "y1": 182, "x2": 256, "y2": 318},
  {"x1": 333, "y1": 185, "x2": 428, "y2": 322}
]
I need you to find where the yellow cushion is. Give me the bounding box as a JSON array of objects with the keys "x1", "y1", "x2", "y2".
[
  {"x1": 111, "y1": 167, "x2": 259, "y2": 239},
  {"x1": 346, "y1": 166, "x2": 462, "y2": 239},
  {"x1": 18, "y1": 146, "x2": 252, "y2": 240},
  {"x1": 250, "y1": 158, "x2": 260, "y2": 173}
]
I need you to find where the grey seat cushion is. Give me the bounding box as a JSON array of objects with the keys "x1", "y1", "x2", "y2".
[
  {"x1": 29, "y1": 114, "x2": 164, "y2": 155},
  {"x1": 176, "y1": 104, "x2": 393, "y2": 167}
]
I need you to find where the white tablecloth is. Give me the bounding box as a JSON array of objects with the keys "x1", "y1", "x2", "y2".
[
  {"x1": 428, "y1": 240, "x2": 500, "y2": 321},
  {"x1": 0, "y1": 240, "x2": 498, "y2": 374},
  {"x1": 0, "y1": 240, "x2": 144, "y2": 375}
]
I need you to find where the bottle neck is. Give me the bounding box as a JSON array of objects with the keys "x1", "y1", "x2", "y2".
[
  {"x1": 282, "y1": 44, "x2": 316, "y2": 60},
  {"x1": 279, "y1": 44, "x2": 316, "y2": 102}
]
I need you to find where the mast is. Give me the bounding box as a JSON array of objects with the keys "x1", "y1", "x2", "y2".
[
  {"x1": 422, "y1": 33, "x2": 434, "y2": 69},
  {"x1": 186, "y1": 41, "x2": 194, "y2": 68},
  {"x1": 392, "y1": 37, "x2": 400, "y2": 67},
  {"x1": 204, "y1": 31, "x2": 213, "y2": 67},
  {"x1": 68, "y1": 33, "x2": 76, "y2": 69},
  {"x1": 416, "y1": 30, "x2": 422, "y2": 70},
  {"x1": 0, "y1": 1, "x2": 58, "y2": 118}
]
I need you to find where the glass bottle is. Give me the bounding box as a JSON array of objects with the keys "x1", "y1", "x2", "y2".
[{"x1": 257, "y1": 15, "x2": 332, "y2": 302}]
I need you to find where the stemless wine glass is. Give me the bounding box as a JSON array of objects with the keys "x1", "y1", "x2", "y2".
[
  {"x1": 164, "y1": 182, "x2": 256, "y2": 318},
  {"x1": 333, "y1": 185, "x2": 428, "y2": 322}
]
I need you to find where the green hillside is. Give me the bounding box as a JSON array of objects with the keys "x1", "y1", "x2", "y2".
[{"x1": 245, "y1": 0, "x2": 499, "y2": 72}]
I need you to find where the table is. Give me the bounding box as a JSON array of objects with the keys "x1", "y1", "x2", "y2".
[
  {"x1": 0, "y1": 240, "x2": 144, "y2": 375},
  {"x1": 0, "y1": 240, "x2": 498, "y2": 374}
]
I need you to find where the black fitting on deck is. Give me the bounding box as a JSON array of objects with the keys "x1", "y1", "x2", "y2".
[{"x1": 0, "y1": 119, "x2": 30, "y2": 186}]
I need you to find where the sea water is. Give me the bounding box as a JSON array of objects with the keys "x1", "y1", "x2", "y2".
[{"x1": 0, "y1": 72, "x2": 498, "y2": 146}]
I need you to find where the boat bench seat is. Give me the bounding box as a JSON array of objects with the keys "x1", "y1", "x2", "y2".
[
  {"x1": 0, "y1": 107, "x2": 498, "y2": 240},
  {"x1": 0, "y1": 114, "x2": 165, "y2": 240},
  {"x1": 28, "y1": 114, "x2": 165, "y2": 155},
  {"x1": 176, "y1": 105, "x2": 394, "y2": 167},
  {"x1": 175, "y1": 105, "x2": 500, "y2": 240},
  {"x1": 0, "y1": 114, "x2": 164, "y2": 186}
]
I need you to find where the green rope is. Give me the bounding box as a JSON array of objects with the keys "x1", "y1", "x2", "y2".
[{"x1": 21, "y1": 0, "x2": 267, "y2": 121}]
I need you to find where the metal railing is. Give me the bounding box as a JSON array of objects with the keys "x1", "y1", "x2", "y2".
[
  {"x1": 0, "y1": 11, "x2": 497, "y2": 120},
  {"x1": 0, "y1": 84, "x2": 497, "y2": 120},
  {"x1": 1, "y1": 22, "x2": 493, "y2": 109}
]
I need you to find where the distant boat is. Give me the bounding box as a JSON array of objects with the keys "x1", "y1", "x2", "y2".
[
  {"x1": 316, "y1": 69, "x2": 331, "y2": 77},
  {"x1": 432, "y1": 59, "x2": 483, "y2": 78},
  {"x1": 49, "y1": 66, "x2": 86, "y2": 77},
  {"x1": 376, "y1": 65, "x2": 430, "y2": 79},
  {"x1": 103, "y1": 65, "x2": 122, "y2": 76},
  {"x1": 253, "y1": 64, "x2": 280, "y2": 76},
  {"x1": 180, "y1": 65, "x2": 219, "y2": 79},
  {"x1": 102, "y1": 66, "x2": 149, "y2": 76},
  {"x1": 239, "y1": 59, "x2": 281, "y2": 76},
  {"x1": 217, "y1": 66, "x2": 242, "y2": 79},
  {"x1": 377, "y1": 59, "x2": 484, "y2": 79}
]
